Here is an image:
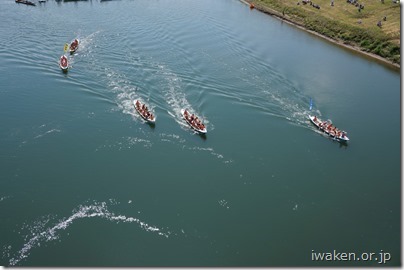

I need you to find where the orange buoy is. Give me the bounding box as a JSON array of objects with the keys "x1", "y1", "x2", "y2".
[{"x1": 250, "y1": 3, "x2": 255, "y2": 9}]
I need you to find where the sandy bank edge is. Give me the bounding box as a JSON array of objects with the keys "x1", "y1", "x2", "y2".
[{"x1": 240, "y1": 0, "x2": 400, "y2": 69}]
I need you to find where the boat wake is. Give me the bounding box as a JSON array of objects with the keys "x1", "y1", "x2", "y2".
[
  {"x1": 75, "y1": 31, "x2": 100, "y2": 52},
  {"x1": 156, "y1": 63, "x2": 212, "y2": 132},
  {"x1": 103, "y1": 67, "x2": 147, "y2": 121},
  {"x1": 183, "y1": 36, "x2": 320, "y2": 130},
  {"x1": 95, "y1": 135, "x2": 153, "y2": 151},
  {"x1": 19, "y1": 123, "x2": 62, "y2": 147},
  {"x1": 3, "y1": 200, "x2": 170, "y2": 266},
  {"x1": 84, "y1": 56, "x2": 233, "y2": 161},
  {"x1": 33, "y1": 128, "x2": 61, "y2": 139},
  {"x1": 159, "y1": 133, "x2": 233, "y2": 163}
]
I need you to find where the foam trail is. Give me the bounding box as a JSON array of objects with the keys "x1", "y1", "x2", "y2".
[
  {"x1": 156, "y1": 63, "x2": 212, "y2": 131},
  {"x1": 75, "y1": 31, "x2": 100, "y2": 53},
  {"x1": 33, "y1": 129, "x2": 61, "y2": 139},
  {"x1": 7, "y1": 201, "x2": 168, "y2": 266}
]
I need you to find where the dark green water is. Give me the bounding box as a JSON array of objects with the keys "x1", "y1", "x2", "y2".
[{"x1": 0, "y1": 0, "x2": 400, "y2": 266}]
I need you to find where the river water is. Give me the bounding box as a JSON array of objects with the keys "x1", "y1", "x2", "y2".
[{"x1": 0, "y1": 0, "x2": 400, "y2": 266}]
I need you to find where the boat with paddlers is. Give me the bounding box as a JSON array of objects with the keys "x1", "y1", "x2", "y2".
[
  {"x1": 69, "y1": 39, "x2": 79, "y2": 54},
  {"x1": 309, "y1": 115, "x2": 349, "y2": 142},
  {"x1": 15, "y1": 0, "x2": 36, "y2": 6},
  {"x1": 59, "y1": 55, "x2": 68, "y2": 72},
  {"x1": 181, "y1": 109, "x2": 207, "y2": 134},
  {"x1": 133, "y1": 100, "x2": 156, "y2": 123}
]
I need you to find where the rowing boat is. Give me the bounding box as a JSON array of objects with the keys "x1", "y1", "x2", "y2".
[
  {"x1": 133, "y1": 100, "x2": 156, "y2": 123},
  {"x1": 69, "y1": 39, "x2": 79, "y2": 54},
  {"x1": 59, "y1": 55, "x2": 68, "y2": 72},
  {"x1": 309, "y1": 115, "x2": 349, "y2": 142},
  {"x1": 181, "y1": 109, "x2": 207, "y2": 134}
]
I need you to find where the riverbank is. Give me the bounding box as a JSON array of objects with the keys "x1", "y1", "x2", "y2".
[{"x1": 241, "y1": 0, "x2": 400, "y2": 69}]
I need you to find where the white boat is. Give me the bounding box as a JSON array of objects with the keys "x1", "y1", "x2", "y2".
[
  {"x1": 309, "y1": 115, "x2": 349, "y2": 142},
  {"x1": 69, "y1": 39, "x2": 79, "y2": 54},
  {"x1": 181, "y1": 109, "x2": 207, "y2": 134},
  {"x1": 133, "y1": 100, "x2": 156, "y2": 123},
  {"x1": 59, "y1": 55, "x2": 68, "y2": 72}
]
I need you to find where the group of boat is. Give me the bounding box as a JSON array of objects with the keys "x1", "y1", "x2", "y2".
[
  {"x1": 133, "y1": 100, "x2": 207, "y2": 134},
  {"x1": 59, "y1": 39, "x2": 79, "y2": 72},
  {"x1": 133, "y1": 99, "x2": 349, "y2": 139},
  {"x1": 57, "y1": 40, "x2": 349, "y2": 141},
  {"x1": 132, "y1": 102, "x2": 349, "y2": 140}
]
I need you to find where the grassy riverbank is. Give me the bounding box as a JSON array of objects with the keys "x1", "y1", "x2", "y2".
[{"x1": 246, "y1": 0, "x2": 400, "y2": 66}]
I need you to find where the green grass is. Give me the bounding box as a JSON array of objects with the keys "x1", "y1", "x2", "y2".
[{"x1": 249, "y1": 0, "x2": 400, "y2": 64}]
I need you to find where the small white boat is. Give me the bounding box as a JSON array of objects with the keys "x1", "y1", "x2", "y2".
[
  {"x1": 69, "y1": 39, "x2": 79, "y2": 54},
  {"x1": 133, "y1": 100, "x2": 156, "y2": 123},
  {"x1": 181, "y1": 109, "x2": 207, "y2": 134},
  {"x1": 59, "y1": 55, "x2": 68, "y2": 72},
  {"x1": 309, "y1": 115, "x2": 349, "y2": 142}
]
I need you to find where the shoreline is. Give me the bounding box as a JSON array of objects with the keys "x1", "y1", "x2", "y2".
[{"x1": 240, "y1": 0, "x2": 400, "y2": 70}]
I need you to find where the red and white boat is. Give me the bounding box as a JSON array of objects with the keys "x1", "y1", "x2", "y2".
[
  {"x1": 181, "y1": 109, "x2": 207, "y2": 134},
  {"x1": 69, "y1": 39, "x2": 79, "y2": 54},
  {"x1": 309, "y1": 115, "x2": 349, "y2": 142},
  {"x1": 133, "y1": 100, "x2": 156, "y2": 123},
  {"x1": 59, "y1": 55, "x2": 68, "y2": 72}
]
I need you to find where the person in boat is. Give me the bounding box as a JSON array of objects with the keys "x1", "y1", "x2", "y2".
[
  {"x1": 71, "y1": 39, "x2": 78, "y2": 50},
  {"x1": 313, "y1": 116, "x2": 317, "y2": 122}
]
